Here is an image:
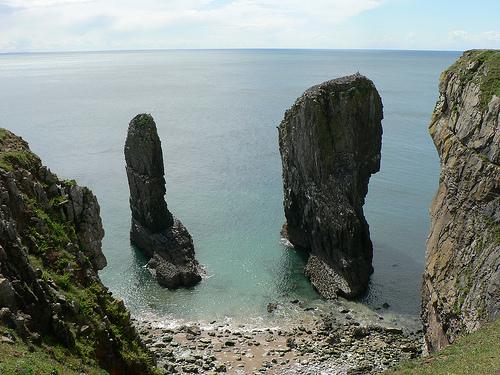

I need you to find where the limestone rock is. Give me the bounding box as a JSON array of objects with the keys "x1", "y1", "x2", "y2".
[
  {"x1": 278, "y1": 74, "x2": 383, "y2": 298},
  {"x1": 0, "y1": 128, "x2": 157, "y2": 374},
  {"x1": 125, "y1": 114, "x2": 201, "y2": 288},
  {"x1": 422, "y1": 50, "x2": 500, "y2": 352}
]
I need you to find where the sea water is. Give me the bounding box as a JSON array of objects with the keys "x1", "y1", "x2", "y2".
[{"x1": 0, "y1": 49, "x2": 460, "y2": 323}]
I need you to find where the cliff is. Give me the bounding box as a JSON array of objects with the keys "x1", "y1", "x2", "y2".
[
  {"x1": 125, "y1": 114, "x2": 201, "y2": 289},
  {"x1": 423, "y1": 50, "x2": 500, "y2": 352},
  {"x1": 0, "y1": 129, "x2": 158, "y2": 374},
  {"x1": 278, "y1": 74, "x2": 383, "y2": 299}
]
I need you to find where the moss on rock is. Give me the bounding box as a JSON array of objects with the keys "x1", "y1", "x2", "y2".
[{"x1": 0, "y1": 128, "x2": 160, "y2": 374}]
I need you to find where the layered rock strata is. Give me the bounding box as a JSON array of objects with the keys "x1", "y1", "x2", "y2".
[
  {"x1": 125, "y1": 114, "x2": 201, "y2": 289},
  {"x1": 0, "y1": 128, "x2": 157, "y2": 374},
  {"x1": 278, "y1": 74, "x2": 383, "y2": 299},
  {"x1": 422, "y1": 50, "x2": 500, "y2": 351}
]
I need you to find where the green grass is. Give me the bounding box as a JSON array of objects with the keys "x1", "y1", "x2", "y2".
[
  {"x1": 0, "y1": 128, "x2": 39, "y2": 171},
  {"x1": 0, "y1": 328, "x2": 107, "y2": 375},
  {"x1": 387, "y1": 319, "x2": 500, "y2": 375},
  {"x1": 476, "y1": 51, "x2": 500, "y2": 110},
  {"x1": 63, "y1": 179, "x2": 77, "y2": 187},
  {"x1": 0, "y1": 150, "x2": 37, "y2": 171},
  {"x1": 49, "y1": 195, "x2": 69, "y2": 208},
  {"x1": 22, "y1": 191, "x2": 159, "y2": 374},
  {"x1": 0, "y1": 128, "x2": 8, "y2": 141},
  {"x1": 444, "y1": 50, "x2": 500, "y2": 111},
  {"x1": 0, "y1": 128, "x2": 160, "y2": 374}
]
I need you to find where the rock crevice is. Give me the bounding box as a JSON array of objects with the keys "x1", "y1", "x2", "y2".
[
  {"x1": 422, "y1": 50, "x2": 500, "y2": 352},
  {"x1": 125, "y1": 114, "x2": 201, "y2": 289},
  {"x1": 0, "y1": 128, "x2": 157, "y2": 374},
  {"x1": 278, "y1": 74, "x2": 383, "y2": 299}
]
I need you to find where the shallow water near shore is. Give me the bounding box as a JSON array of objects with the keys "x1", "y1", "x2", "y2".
[
  {"x1": 134, "y1": 297, "x2": 423, "y2": 374},
  {"x1": 0, "y1": 49, "x2": 460, "y2": 324}
]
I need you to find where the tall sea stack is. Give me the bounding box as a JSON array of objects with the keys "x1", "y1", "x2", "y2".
[
  {"x1": 278, "y1": 74, "x2": 383, "y2": 299},
  {"x1": 125, "y1": 114, "x2": 201, "y2": 288},
  {"x1": 422, "y1": 50, "x2": 500, "y2": 352}
]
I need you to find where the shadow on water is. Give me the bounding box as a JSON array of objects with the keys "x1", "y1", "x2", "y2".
[
  {"x1": 273, "y1": 244, "x2": 319, "y2": 300},
  {"x1": 360, "y1": 240, "x2": 424, "y2": 315},
  {"x1": 126, "y1": 213, "x2": 420, "y2": 318}
]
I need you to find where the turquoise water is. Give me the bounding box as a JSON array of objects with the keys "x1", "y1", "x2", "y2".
[{"x1": 0, "y1": 49, "x2": 460, "y2": 321}]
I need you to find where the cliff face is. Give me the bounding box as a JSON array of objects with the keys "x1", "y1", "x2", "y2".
[
  {"x1": 278, "y1": 74, "x2": 383, "y2": 299},
  {"x1": 423, "y1": 50, "x2": 500, "y2": 352},
  {"x1": 0, "y1": 129, "x2": 157, "y2": 374},
  {"x1": 125, "y1": 114, "x2": 201, "y2": 289}
]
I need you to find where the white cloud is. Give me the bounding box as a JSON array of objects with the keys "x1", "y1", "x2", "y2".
[
  {"x1": 0, "y1": 0, "x2": 384, "y2": 51},
  {"x1": 483, "y1": 31, "x2": 500, "y2": 41},
  {"x1": 1, "y1": 0, "x2": 92, "y2": 8},
  {"x1": 447, "y1": 29, "x2": 500, "y2": 48},
  {"x1": 448, "y1": 30, "x2": 469, "y2": 41}
]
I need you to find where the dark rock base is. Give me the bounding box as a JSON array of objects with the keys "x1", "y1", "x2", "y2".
[{"x1": 131, "y1": 218, "x2": 202, "y2": 289}]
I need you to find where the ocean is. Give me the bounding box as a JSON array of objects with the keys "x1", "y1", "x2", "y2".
[{"x1": 0, "y1": 49, "x2": 460, "y2": 323}]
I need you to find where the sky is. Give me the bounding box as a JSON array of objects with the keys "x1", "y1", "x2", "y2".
[{"x1": 0, "y1": 0, "x2": 499, "y2": 52}]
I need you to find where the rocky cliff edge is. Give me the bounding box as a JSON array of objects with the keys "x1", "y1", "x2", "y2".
[
  {"x1": 423, "y1": 50, "x2": 500, "y2": 352},
  {"x1": 0, "y1": 129, "x2": 158, "y2": 374}
]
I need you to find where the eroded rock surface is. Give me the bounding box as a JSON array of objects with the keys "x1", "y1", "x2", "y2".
[
  {"x1": 423, "y1": 50, "x2": 500, "y2": 352},
  {"x1": 0, "y1": 128, "x2": 156, "y2": 374},
  {"x1": 278, "y1": 74, "x2": 383, "y2": 299},
  {"x1": 125, "y1": 114, "x2": 201, "y2": 289}
]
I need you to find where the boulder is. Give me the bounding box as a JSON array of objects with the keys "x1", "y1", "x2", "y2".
[{"x1": 0, "y1": 277, "x2": 16, "y2": 309}]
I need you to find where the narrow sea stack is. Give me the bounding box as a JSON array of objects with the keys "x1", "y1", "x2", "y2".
[
  {"x1": 422, "y1": 50, "x2": 500, "y2": 352},
  {"x1": 278, "y1": 74, "x2": 383, "y2": 299},
  {"x1": 125, "y1": 114, "x2": 201, "y2": 289},
  {"x1": 0, "y1": 129, "x2": 157, "y2": 374}
]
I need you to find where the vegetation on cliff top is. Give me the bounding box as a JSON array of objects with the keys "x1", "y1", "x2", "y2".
[
  {"x1": 387, "y1": 319, "x2": 500, "y2": 375},
  {"x1": 0, "y1": 130, "x2": 39, "y2": 172},
  {"x1": 25, "y1": 198, "x2": 157, "y2": 373},
  {"x1": 443, "y1": 49, "x2": 500, "y2": 111},
  {"x1": 0, "y1": 128, "x2": 160, "y2": 374},
  {"x1": 0, "y1": 326, "x2": 107, "y2": 375}
]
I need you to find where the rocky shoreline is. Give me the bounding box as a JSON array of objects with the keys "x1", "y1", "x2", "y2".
[{"x1": 134, "y1": 300, "x2": 422, "y2": 374}]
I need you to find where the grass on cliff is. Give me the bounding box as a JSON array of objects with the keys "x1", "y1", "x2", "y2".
[
  {"x1": 0, "y1": 128, "x2": 159, "y2": 374},
  {"x1": 387, "y1": 319, "x2": 500, "y2": 375},
  {"x1": 0, "y1": 128, "x2": 39, "y2": 172},
  {"x1": 0, "y1": 150, "x2": 37, "y2": 172},
  {"x1": 444, "y1": 50, "x2": 500, "y2": 111},
  {"x1": 0, "y1": 327, "x2": 107, "y2": 375},
  {"x1": 25, "y1": 199, "x2": 159, "y2": 374}
]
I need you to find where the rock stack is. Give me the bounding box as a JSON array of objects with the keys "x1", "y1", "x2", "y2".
[
  {"x1": 278, "y1": 74, "x2": 383, "y2": 299},
  {"x1": 125, "y1": 114, "x2": 201, "y2": 288},
  {"x1": 422, "y1": 50, "x2": 500, "y2": 351}
]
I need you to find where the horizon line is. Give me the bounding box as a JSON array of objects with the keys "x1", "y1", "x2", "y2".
[{"x1": 0, "y1": 47, "x2": 468, "y2": 55}]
